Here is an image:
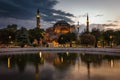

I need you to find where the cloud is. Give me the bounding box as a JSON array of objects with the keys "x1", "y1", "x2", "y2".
[
  {"x1": 79, "y1": 23, "x2": 119, "y2": 33},
  {"x1": 102, "y1": 23, "x2": 119, "y2": 30},
  {"x1": 90, "y1": 24, "x2": 104, "y2": 30},
  {"x1": 77, "y1": 14, "x2": 87, "y2": 18},
  {"x1": 76, "y1": 24, "x2": 104, "y2": 33},
  {"x1": 102, "y1": 23, "x2": 118, "y2": 27},
  {"x1": 0, "y1": 17, "x2": 54, "y2": 29},
  {"x1": 107, "y1": 20, "x2": 119, "y2": 23},
  {"x1": 95, "y1": 14, "x2": 103, "y2": 17},
  {"x1": 113, "y1": 20, "x2": 119, "y2": 23},
  {"x1": 0, "y1": 0, "x2": 74, "y2": 28},
  {"x1": 107, "y1": 20, "x2": 112, "y2": 22},
  {"x1": 0, "y1": 17, "x2": 36, "y2": 29}
]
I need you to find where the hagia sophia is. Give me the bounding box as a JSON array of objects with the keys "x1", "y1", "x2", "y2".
[{"x1": 36, "y1": 9, "x2": 89, "y2": 47}]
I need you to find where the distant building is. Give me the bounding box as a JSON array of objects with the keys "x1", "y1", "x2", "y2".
[
  {"x1": 36, "y1": 9, "x2": 40, "y2": 28},
  {"x1": 53, "y1": 20, "x2": 75, "y2": 34},
  {"x1": 45, "y1": 20, "x2": 76, "y2": 47}
]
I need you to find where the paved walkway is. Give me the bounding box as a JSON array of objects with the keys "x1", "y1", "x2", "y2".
[{"x1": 0, "y1": 47, "x2": 120, "y2": 55}]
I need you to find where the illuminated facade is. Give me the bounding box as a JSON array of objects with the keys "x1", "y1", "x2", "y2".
[
  {"x1": 53, "y1": 20, "x2": 74, "y2": 33},
  {"x1": 46, "y1": 20, "x2": 76, "y2": 47}
]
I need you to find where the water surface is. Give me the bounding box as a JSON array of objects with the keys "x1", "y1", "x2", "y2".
[{"x1": 0, "y1": 52, "x2": 120, "y2": 80}]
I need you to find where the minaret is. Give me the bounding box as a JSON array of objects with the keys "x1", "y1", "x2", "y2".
[
  {"x1": 86, "y1": 14, "x2": 89, "y2": 33},
  {"x1": 36, "y1": 9, "x2": 40, "y2": 28}
]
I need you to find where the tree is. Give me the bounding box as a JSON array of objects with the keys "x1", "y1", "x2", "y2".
[
  {"x1": 102, "y1": 30, "x2": 114, "y2": 46},
  {"x1": 6, "y1": 24, "x2": 17, "y2": 31},
  {"x1": 58, "y1": 34, "x2": 68, "y2": 46},
  {"x1": 0, "y1": 24, "x2": 17, "y2": 44},
  {"x1": 65, "y1": 32, "x2": 77, "y2": 47},
  {"x1": 16, "y1": 27, "x2": 30, "y2": 47},
  {"x1": 0, "y1": 28, "x2": 9, "y2": 44},
  {"x1": 114, "y1": 30, "x2": 120, "y2": 46},
  {"x1": 91, "y1": 28, "x2": 101, "y2": 47},
  {"x1": 80, "y1": 33, "x2": 96, "y2": 47},
  {"x1": 28, "y1": 27, "x2": 44, "y2": 46},
  {"x1": 6, "y1": 24, "x2": 17, "y2": 44},
  {"x1": 57, "y1": 32, "x2": 77, "y2": 47}
]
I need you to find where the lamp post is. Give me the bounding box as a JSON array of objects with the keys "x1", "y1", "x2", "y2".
[
  {"x1": 76, "y1": 21, "x2": 80, "y2": 41},
  {"x1": 9, "y1": 36, "x2": 11, "y2": 41},
  {"x1": 109, "y1": 35, "x2": 113, "y2": 48},
  {"x1": 8, "y1": 36, "x2": 11, "y2": 47},
  {"x1": 76, "y1": 21, "x2": 80, "y2": 47},
  {"x1": 77, "y1": 21, "x2": 80, "y2": 33}
]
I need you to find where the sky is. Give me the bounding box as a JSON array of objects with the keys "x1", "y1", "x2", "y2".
[{"x1": 0, "y1": 0, "x2": 120, "y2": 30}]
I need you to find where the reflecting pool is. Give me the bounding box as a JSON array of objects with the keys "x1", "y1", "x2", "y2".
[{"x1": 0, "y1": 52, "x2": 120, "y2": 80}]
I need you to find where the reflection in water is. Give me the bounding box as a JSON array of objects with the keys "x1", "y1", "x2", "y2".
[
  {"x1": 66, "y1": 51, "x2": 69, "y2": 56},
  {"x1": 35, "y1": 63, "x2": 39, "y2": 80},
  {"x1": 110, "y1": 59, "x2": 114, "y2": 68},
  {"x1": 35, "y1": 52, "x2": 43, "y2": 80},
  {"x1": 8, "y1": 57, "x2": 11, "y2": 69},
  {"x1": 39, "y1": 52, "x2": 42, "y2": 58},
  {"x1": 104, "y1": 55, "x2": 120, "y2": 68},
  {"x1": 0, "y1": 52, "x2": 120, "y2": 80},
  {"x1": 54, "y1": 53, "x2": 77, "y2": 71},
  {"x1": 76, "y1": 53, "x2": 82, "y2": 72},
  {"x1": 16, "y1": 55, "x2": 27, "y2": 72},
  {"x1": 81, "y1": 54, "x2": 103, "y2": 80}
]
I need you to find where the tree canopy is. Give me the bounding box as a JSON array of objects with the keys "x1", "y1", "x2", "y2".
[
  {"x1": 80, "y1": 33, "x2": 96, "y2": 47},
  {"x1": 58, "y1": 32, "x2": 77, "y2": 47}
]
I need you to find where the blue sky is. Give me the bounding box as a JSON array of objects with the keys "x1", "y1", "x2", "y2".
[{"x1": 0, "y1": 0, "x2": 120, "y2": 30}]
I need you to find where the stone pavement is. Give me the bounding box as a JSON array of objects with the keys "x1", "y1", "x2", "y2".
[{"x1": 0, "y1": 47, "x2": 120, "y2": 55}]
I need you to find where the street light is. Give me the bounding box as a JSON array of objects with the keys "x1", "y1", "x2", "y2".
[
  {"x1": 9, "y1": 36, "x2": 11, "y2": 39},
  {"x1": 109, "y1": 35, "x2": 113, "y2": 48},
  {"x1": 76, "y1": 21, "x2": 80, "y2": 33},
  {"x1": 76, "y1": 21, "x2": 80, "y2": 41},
  {"x1": 8, "y1": 36, "x2": 12, "y2": 47}
]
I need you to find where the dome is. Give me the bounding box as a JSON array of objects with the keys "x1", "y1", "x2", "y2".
[
  {"x1": 54, "y1": 20, "x2": 70, "y2": 27},
  {"x1": 53, "y1": 20, "x2": 71, "y2": 33}
]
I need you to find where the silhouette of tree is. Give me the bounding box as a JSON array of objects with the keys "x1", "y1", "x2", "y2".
[
  {"x1": 66, "y1": 32, "x2": 77, "y2": 47},
  {"x1": 102, "y1": 30, "x2": 114, "y2": 46},
  {"x1": 0, "y1": 24, "x2": 17, "y2": 44},
  {"x1": 16, "y1": 27, "x2": 30, "y2": 47},
  {"x1": 28, "y1": 27, "x2": 44, "y2": 46},
  {"x1": 58, "y1": 34, "x2": 68, "y2": 46},
  {"x1": 80, "y1": 33, "x2": 96, "y2": 47},
  {"x1": 114, "y1": 30, "x2": 120, "y2": 46},
  {"x1": 58, "y1": 32, "x2": 77, "y2": 47},
  {"x1": 91, "y1": 28, "x2": 101, "y2": 47}
]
